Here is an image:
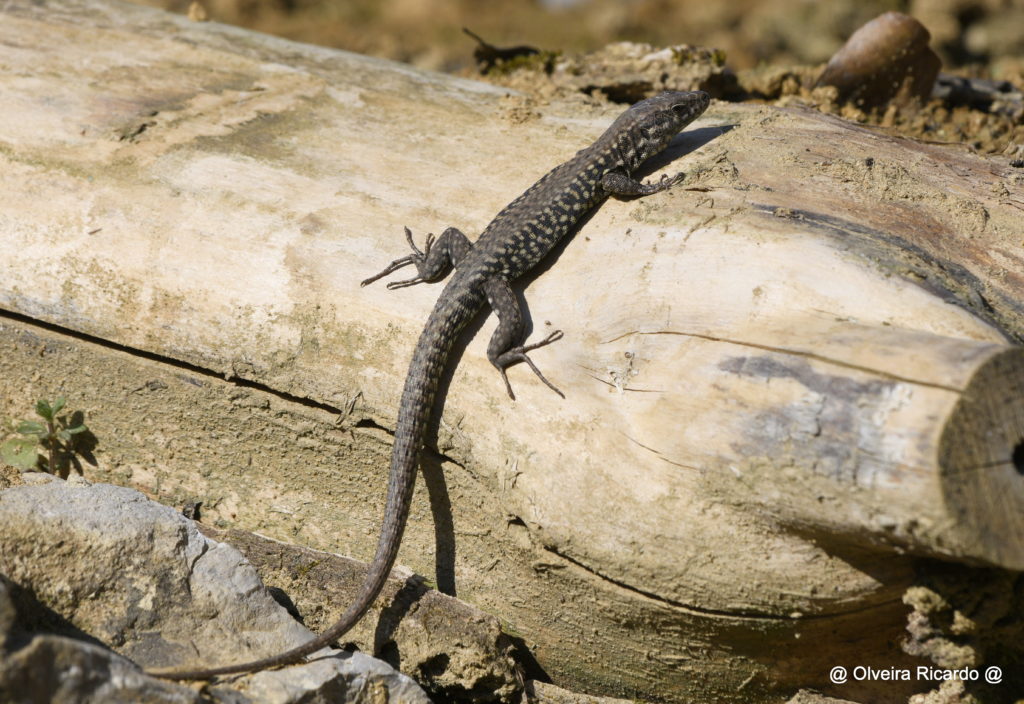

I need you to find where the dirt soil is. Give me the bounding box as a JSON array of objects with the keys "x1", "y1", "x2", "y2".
[{"x1": 127, "y1": 0, "x2": 1024, "y2": 156}]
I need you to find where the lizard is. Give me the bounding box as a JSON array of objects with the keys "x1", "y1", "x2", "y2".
[{"x1": 152, "y1": 89, "x2": 710, "y2": 680}]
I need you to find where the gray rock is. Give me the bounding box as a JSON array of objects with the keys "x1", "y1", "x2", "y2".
[
  {"x1": 197, "y1": 525, "x2": 521, "y2": 703},
  {"x1": 0, "y1": 578, "x2": 201, "y2": 704},
  {"x1": 0, "y1": 477, "x2": 430, "y2": 704}
]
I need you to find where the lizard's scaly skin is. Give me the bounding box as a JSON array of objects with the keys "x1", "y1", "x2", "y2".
[{"x1": 153, "y1": 90, "x2": 710, "y2": 680}]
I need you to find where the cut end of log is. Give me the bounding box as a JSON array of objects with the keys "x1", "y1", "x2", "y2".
[{"x1": 939, "y1": 348, "x2": 1024, "y2": 569}]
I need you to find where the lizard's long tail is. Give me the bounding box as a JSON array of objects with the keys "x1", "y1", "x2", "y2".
[{"x1": 150, "y1": 291, "x2": 479, "y2": 680}]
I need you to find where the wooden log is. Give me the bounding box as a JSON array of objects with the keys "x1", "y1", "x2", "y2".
[
  {"x1": 1, "y1": 0, "x2": 1023, "y2": 702},
  {"x1": 636, "y1": 318, "x2": 1024, "y2": 566}
]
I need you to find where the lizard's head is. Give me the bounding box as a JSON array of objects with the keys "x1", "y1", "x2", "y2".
[{"x1": 617, "y1": 90, "x2": 710, "y2": 165}]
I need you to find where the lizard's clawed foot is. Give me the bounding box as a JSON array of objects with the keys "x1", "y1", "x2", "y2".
[
  {"x1": 361, "y1": 227, "x2": 435, "y2": 288},
  {"x1": 659, "y1": 171, "x2": 687, "y2": 190},
  {"x1": 499, "y1": 330, "x2": 566, "y2": 401}
]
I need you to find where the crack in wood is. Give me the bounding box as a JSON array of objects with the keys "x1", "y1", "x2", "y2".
[{"x1": 603, "y1": 328, "x2": 964, "y2": 393}]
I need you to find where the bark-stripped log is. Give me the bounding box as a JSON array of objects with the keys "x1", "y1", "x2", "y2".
[{"x1": 690, "y1": 320, "x2": 1024, "y2": 566}]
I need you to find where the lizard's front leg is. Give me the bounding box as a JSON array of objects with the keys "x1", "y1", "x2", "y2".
[
  {"x1": 483, "y1": 278, "x2": 565, "y2": 401},
  {"x1": 600, "y1": 170, "x2": 686, "y2": 197},
  {"x1": 361, "y1": 226, "x2": 473, "y2": 289}
]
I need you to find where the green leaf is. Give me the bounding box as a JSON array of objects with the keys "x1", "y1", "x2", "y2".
[
  {"x1": 17, "y1": 421, "x2": 46, "y2": 435},
  {"x1": 66, "y1": 424, "x2": 88, "y2": 435},
  {"x1": 50, "y1": 397, "x2": 66, "y2": 416},
  {"x1": 57, "y1": 430, "x2": 71, "y2": 443},
  {"x1": 1, "y1": 437, "x2": 40, "y2": 469},
  {"x1": 35, "y1": 399, "x2": 53, "y2": 421}
]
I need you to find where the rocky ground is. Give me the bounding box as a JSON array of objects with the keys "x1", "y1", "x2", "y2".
[{"x1": 126, "y1": 0, "x2": 1024, "y2": 156}]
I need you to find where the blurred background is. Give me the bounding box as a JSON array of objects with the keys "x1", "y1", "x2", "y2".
[
  {"x1": 123, "y1": 0, "x2": 1024, "y2": 155},
  {"x1": 125, "y1": 0, "x2": 1023, "y2": 76}
]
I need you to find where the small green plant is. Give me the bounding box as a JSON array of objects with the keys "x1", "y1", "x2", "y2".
[{"x1": 1, "y1": 397, "x2": 88, "y2": 474}]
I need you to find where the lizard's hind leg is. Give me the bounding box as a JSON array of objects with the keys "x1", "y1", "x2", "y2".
[
  {"x1": 361, "y1": 227, "x2": 472, "y2": 289},
  {"x1": 483, "y1": 278, "x2": 565, "y2": 401}
]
